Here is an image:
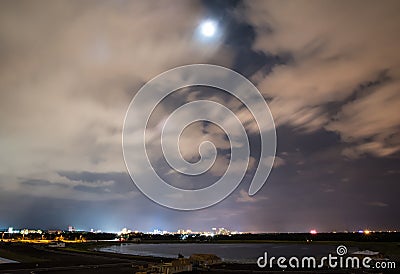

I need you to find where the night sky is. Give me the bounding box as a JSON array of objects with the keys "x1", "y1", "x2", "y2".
[{"x1": 0, "y1": 0, "x2": 399, "y2": 233}]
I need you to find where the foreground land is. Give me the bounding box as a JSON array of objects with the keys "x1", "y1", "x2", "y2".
[{"x1": 0, "y1": 241, "x2": 398, "y2": 273}]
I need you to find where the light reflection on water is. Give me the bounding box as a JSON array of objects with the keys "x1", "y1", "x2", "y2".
[{"x1": 0, "y1": 257, "x2": 18, "y2": 264}]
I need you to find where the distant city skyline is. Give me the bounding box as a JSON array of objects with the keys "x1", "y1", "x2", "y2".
[
  {"x1": 1, "y1": 224, "x2": 398, "y2": 235},
  {"x1": 2, "y1": 224, "x2": 398, "y2": 235}
]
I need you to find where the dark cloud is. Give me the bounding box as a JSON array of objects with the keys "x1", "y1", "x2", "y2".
[
  {"x1": 60, "y1": 171, "x2": 135, "y2": 194},
  {"x1": 21, "y1": 179, "x2": 69, "y2": 188},
  {"x1": 73, "y1": 185, "x2": 110, "y2": 194}
]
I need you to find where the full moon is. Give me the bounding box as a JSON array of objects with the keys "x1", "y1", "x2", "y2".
[{"x1": 200, "y1": 20, "x2": 217, "y2": 37}]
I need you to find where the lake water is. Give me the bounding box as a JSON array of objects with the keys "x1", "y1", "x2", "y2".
[
  {"x1": 99, "y1": 243, "x2": 352, "y2": 263},
  {"x1": 0, "y1": 257, "x2": 18, "y2": 264}
]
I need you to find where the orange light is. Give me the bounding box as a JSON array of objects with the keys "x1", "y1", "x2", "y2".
[{"x1": 310, "y1": 229, "x2": 317, "y2": 235}]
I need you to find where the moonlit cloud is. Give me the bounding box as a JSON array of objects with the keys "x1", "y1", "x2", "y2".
[
  {"x1": 236, "y1": 189, "x2": 267, "y2": 203},
  {"x1": 368, "y1": 201, "x2": 389, "y2": 207},
  {"x1": 245, "y1": 0, "x2": 400, "y2": 157},
  {"x1": 0, "y1": 0, "x2": 232, "y2": 198}
]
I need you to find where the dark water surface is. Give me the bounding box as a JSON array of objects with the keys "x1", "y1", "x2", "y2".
[{"x1": 99, "y1": 243, "x2": 354, "y2": 263}]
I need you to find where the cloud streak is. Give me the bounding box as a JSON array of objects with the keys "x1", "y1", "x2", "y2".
[{"x1": 245, "y1": 0, "x2": 400, "y2": 157}]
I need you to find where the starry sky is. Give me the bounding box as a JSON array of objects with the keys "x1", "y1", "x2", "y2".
[{"x1": 0, "y1": 0, "x2": 399, "y2": 233}]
